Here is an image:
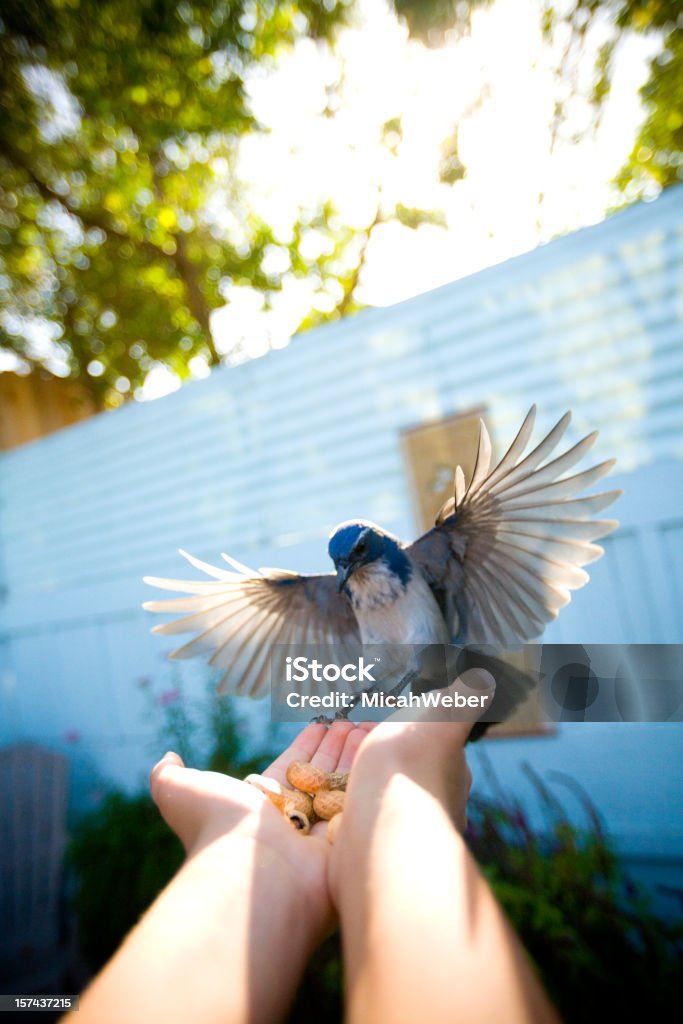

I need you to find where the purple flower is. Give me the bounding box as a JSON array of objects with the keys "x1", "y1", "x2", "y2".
[
  {"x1": 513, "y1": 809, "x2": 529, "y2": 830},
  {"x1": 464, "y1": 823, "x2": 480, "y2": 844},
  {"x1": 158, "y1": 687, "x2": 181, "y2": 707}
]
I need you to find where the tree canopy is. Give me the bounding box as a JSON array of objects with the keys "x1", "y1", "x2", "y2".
[
  {"x1": 613, "y1": 3, "x2": 683, "y2": 192},
  {"x1": 536, "y1": 1, "x2": 682, "y2": 196},
  {"x1": 0, "y1": 0, "x2": 681, "y2": 407},
  {"x1": 1, "y1": 1, "x2": 360, "y2": 404}
]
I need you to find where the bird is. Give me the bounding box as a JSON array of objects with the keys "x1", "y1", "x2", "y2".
[{"x1": 143, "y1": 405, "x2": 620, "y2": 735}]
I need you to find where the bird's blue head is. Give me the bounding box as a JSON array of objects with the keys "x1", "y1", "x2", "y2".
[{"x1": 328, "y1": 520, "x2": 411, "y2": 593}]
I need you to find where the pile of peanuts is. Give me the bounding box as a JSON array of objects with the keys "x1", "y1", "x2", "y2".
[{"x1": 245, "y1": 761, "x2": 347, "y2": 843}]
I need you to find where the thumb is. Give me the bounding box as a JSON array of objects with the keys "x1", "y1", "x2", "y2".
[
  {"x1": 149, "y1": 751, "x2": 204, "y2": 849},
  {"x1": 410, "y1": 666, "x2": 496, "y2": 739},
  {"x1": 149, "y1": 750, "x2": 185, "y2": 805},
  {"x1": 452, "y1": 667, "x2": 496, "y2": 737}
]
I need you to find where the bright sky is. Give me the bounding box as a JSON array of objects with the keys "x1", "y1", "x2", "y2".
[
  {"x1": 0, "y1": 0, "x2": 660, "y2": 398},
  {"x1": 200, "y1": 0, "x2": 658, "y2": 392}
]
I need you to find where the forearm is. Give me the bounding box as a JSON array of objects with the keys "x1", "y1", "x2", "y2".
[
  {"x1": 334, "y1": 744, "x2": 560, "y2": 1024},
  {"x1": 76, "y1": 834, "x2": 320, "y2": 1024}
]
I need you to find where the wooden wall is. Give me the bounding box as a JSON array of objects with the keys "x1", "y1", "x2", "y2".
[{"x1": 0, "y1": 373, "x2": 95, "y2": 452}]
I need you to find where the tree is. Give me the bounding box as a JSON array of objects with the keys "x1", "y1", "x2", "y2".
[
  {"x1": 0, "y1": 0, "x2": 355, "y2": 406},
  {"x1": 614, "y1": 8, "x2": 683, "y2": 193},
  {"x1": 394, "y1": 0, "x2": 682, "y2": 197},
  {"x1": 0, "y1": 0, "x2": 451, "y2": 408},
  {"x1": 1, "y1": 0, "x2": 679, "y2": 409},
  {"x1": 521, "y1": 1, "x2": 682, "y2": 198}
]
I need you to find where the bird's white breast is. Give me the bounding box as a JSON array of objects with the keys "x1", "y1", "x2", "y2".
[{"x1": 348, "y1": 560, "x2": 449, "y2": 645}]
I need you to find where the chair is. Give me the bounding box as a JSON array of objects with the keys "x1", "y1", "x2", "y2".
[{"x1": 0, "y1": 744, "x2": 71, "y2": 993}]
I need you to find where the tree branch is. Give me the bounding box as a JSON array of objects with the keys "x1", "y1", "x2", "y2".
[
  {"x1": 2, "y1": 141, "x2": 163, "y2": 261},
  {"x1": 173, "y1": 234, "x2": 221, "y2": 366},
  {"x1": 4, "y1": 142, "x2": 222, "y2": 366},
  {"x1": 334, "y1": 205, "x2": 383, "y2": 318}
]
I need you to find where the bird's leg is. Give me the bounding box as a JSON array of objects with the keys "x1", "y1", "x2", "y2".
[
  {"x1": 310, "y1": 710, "x2": 353, "y2": 725},
  {"x1": 310, "y1": 669, "x2": 419, "y2": 724}
]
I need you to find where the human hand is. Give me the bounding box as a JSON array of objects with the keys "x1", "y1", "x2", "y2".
[
  {"x1": 328, "y1": 668, "x2": 495, "y2": 903},
  {"x1": 317, "y1": 673, "x2": 560, "y2": 1024},
  {"x1": 149, "y1": 670, "x2": 492, "y2": 935},
  {"x1": 350, "y1": 667, "x2": 495, "y2": 821},
  {"x1": 150, "y1": 719, "x2": 373, "y2": 941}
]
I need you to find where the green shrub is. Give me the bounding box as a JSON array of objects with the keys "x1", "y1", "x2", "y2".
[
  {"x1": 291, "y1": 759, "x2": 683, "y2": 1023},
  {"x1": 466, "y1": 759, "x2": 683, "y2": 1022},
  {"x1": 68, "y1": 790, "x2": 184, "y2": 967},
  {"x1": 68, "y1": 682, "x2": 272, "y2": 969}
]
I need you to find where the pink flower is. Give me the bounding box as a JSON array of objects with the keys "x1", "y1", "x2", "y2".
[
  {"x1": 513, "y1": 809, "x2": 529, "y2": 831},
  {"x1": 158, "y1": 687, "x2": 181, "y2": 707}
]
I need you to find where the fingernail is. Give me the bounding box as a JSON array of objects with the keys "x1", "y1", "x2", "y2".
[{"x1": 152, "y1": 751, "x2": 176, "y2": 773}]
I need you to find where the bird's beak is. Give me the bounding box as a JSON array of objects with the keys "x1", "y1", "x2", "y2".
[{"x1": 336, "y1": 562, "x2": 353, "y2": 593}]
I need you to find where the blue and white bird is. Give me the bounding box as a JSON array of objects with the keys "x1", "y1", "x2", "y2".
[{"x1": 144, "y1": 406, "x2": 620, "y2": 729}]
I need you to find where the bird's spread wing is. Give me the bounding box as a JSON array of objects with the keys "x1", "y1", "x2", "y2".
[
  {"x1": 407, "y1": 406, "x2": 621, "y2": 646},
  {"x1": 143, "y1": 551, "x2": 361, "y2": 697}
]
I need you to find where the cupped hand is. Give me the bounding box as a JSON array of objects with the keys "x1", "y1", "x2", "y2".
[
  {"x1": 150, "y1": 719, "x2": 374, "y2": 938},
  {"x1": 149, "y1": 668, "x2": 493, "y2": 934}
]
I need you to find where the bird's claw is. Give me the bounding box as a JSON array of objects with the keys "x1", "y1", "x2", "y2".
[{"x1": 310, "y1": 710, "x2": 351, "y2": 726}]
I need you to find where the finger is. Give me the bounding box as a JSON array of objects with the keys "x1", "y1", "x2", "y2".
[
  {"x1": 264, "y1": 722, "x2": 329, "y2": 785},
  {"x1": 310, "y1": 720, "x2": 356, "y2": 773},
  {"x1": 149, "y1": 754, "x2": 205, "y2": 844},
  {"x1": 150, "y1": 753, "x2": 240, "y2": 812},
  {"x1": 456, "y1": 668, "x2": 496, "y2": 740},
  {"x1": 336, "y1": 726, "x2": 370, "y2": 774},
  {"x1": 413, "y1": 667, "x2": 496, "y2": 738},
  {"x1": 149, "y1": 750, "x2": 185, "y2": 800},
  {"x1": 152, "y1": 749, "x2": 184, "y2": 772}
]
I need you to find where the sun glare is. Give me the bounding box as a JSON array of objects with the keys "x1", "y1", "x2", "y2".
[
  {"x1": 197, "y1": 0, "x2": 659, "y2": 385},
  {"x1": 0, "y1": 0, "x2": 658, "y2": 398}
]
